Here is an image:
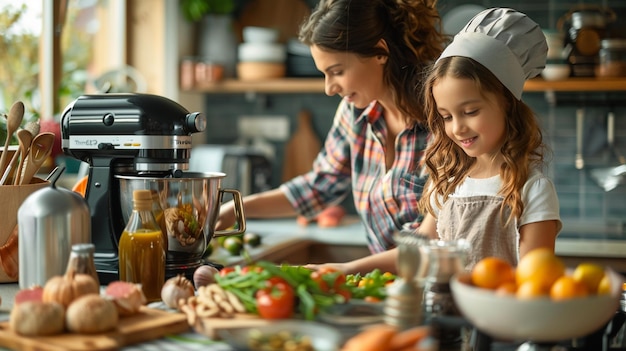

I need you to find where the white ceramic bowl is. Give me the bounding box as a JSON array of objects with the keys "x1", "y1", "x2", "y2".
[
  {"x1": 238, "y1": 42, "x2": 286, "y2": 63},
  {"x1": 217, "y1": 320, "x2": 342, "y2": 351},
  {"x1": 541, "y1": 64, "x2": 571, "y2": 81},
  {"x1": 242, "y1": 26, "x2": 280, "y2": 43},
  {"x1": 450, "y1": 269, "x2": 623, "y2": 342}
]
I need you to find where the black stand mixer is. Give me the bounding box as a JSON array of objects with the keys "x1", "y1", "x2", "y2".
[{"x1": 60, "y1": 93, "x2": 207, "y2": 284}]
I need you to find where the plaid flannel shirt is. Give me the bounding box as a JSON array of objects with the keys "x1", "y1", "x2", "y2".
[{"x1": 281, "y1": 98, "x2": 428, "y2": 253}]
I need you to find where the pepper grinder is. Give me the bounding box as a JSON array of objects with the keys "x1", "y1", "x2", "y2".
[{"x1": 384, "y1": 229, "x2": 427, "y2": 330}]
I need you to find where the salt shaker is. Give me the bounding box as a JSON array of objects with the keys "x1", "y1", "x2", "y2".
[{"x1": 65, "y1": 243, "x2": 100, "y2": 286}]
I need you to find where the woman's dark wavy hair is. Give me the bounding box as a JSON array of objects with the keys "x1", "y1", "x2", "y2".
[
  {"x1": 298, "y1": 0, "x2": 444, "y2": 124},
  {"x1": 419, "y1": 56, "x2": 548, "y2": 225}
]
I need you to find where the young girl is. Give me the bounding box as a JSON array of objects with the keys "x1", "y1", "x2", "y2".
[{"x1": 316, "y1": 8, "x2": 562, "y2": 274}]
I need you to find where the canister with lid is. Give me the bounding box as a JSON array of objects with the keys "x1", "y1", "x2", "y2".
[
  {"x1": 597, "y1": 39, "x2": 626, "y2": 77},
  {"x1": 18, "y1": 167, "x2": 91, "y2": 289}
]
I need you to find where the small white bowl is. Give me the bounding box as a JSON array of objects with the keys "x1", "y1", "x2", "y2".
[
  {"x1": 242, "y1": 26, "x2": 280, "y2": 43},
  {"x1": 541, "y1": 64, "x2": 571, "y2": 81},
  {"x1": 238, "y1": 42, "x2": 286, "y2": 63},
  {"x1": 217, "y1": 320, "x2": 342, "y2": 350}
]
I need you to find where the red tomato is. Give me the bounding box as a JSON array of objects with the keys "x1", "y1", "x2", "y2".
[
  {"x1": 364, "y1": 296, "x2": 381, "y2": 303},
  {"x1": 335, "y1": 288, "x2": 352, "y2": 302},
  {"x1": 241, "y1": 265, "x2": 262, "y2": 274},
  {"x1": 219, "y1": 267, "x2": 235, "y2": 276},
  {"x1": 310, "y1": 271, "x2": 329, "y2": 292},
  {"x1": 313, "y1": 267, "x2": 347, "y2": 292},
  {"x1": 255, "y1": 277, "x2": 295, "y2": 319}
]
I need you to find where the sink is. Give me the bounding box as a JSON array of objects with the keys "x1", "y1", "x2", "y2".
[{"x1": 212, "y1": 238, "x2": 371, "y2": 267}]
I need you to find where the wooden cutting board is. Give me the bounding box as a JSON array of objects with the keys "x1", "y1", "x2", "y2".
[
  {"x1": 193, "y1": 314, "x2": 271, "y2": 340},
  {"x1": 0, "y1": 306, "x2": 189, "y2": 351},
  {"x1": 282, "y1": 109, "x2": 322, "y2": 182}
]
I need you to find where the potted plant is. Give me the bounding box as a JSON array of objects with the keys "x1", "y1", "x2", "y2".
[
  {"x1": 180, "y1": 0, "x2": 237, "y2": 22},
  {"x1": 180, "y1": 0, "x2": 245, "y2": 78}
]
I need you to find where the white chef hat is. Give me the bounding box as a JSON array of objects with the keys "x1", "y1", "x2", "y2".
[{"x1": 438, "y1": 8, "x2": 547, "y2": 100}]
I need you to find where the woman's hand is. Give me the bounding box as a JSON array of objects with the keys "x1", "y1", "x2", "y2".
[{"x1": 215, "y1": 200, "x2": 236, "y2": 231}]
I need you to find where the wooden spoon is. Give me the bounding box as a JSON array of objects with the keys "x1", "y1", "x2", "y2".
[
  {"x1": 0, "y1": 101, "x2": 25, "y2": 174},
  {"x1": 0, "y1": 129, "x2": 32, "y2": 185},
  {"x1": 19, "y1": 132, "x2": 55, "y2": 185}
]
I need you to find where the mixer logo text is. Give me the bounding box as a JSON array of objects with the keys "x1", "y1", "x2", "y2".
[{"x1": 74, "y1": 139, "x2": 99, "y2": 147}]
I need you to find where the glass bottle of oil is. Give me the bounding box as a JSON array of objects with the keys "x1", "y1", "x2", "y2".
[
  {"x1": 119, "y1": 189, "x2": 166, "y2": 302},
  {"x1": 149, "y1": 189, "x2": 168, "y2": 253}
]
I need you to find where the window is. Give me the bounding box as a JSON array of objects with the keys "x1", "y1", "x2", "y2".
[{"x1": 0, "y1": 0, "x2": 126, "y2": 124}]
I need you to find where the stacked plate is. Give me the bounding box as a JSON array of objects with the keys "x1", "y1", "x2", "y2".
[
  {"x1": 286, "y1": 38, "x2": 323, "y2": 77},
  {"x1": 237, "y1": 26, "x2": 286, "y2": 81}
]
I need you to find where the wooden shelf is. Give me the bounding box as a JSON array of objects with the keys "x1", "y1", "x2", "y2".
[
  {"x1": 524, "y1": 77, "x2": 626, "y2": 92},
  {"x1": 185, "y1": 77, "x2": 626, "y2": 94},
  {"x1": 191, "y1": 78, "x2": 325, "y2": 94}
]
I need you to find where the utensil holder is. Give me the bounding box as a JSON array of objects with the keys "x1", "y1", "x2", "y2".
[{"x1": 0, "y1": 177, "x2": 50, "y2": 282}]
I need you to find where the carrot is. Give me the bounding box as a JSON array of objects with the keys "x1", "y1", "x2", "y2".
[
  {"x1": 389, "y1": 325, "x2": 431, "y2": 350},
  {"x1": 341, "y1": 324, "x2": 398, "y2": 351}
]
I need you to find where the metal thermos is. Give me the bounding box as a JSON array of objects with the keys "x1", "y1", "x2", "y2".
[{"x1": 18, "y1": 167, "x2": 91, "y2": 289}]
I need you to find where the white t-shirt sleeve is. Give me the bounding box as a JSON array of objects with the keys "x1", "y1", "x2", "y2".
[{"x1": 520, "y1": 172, "x2": 562, "y2": 234}]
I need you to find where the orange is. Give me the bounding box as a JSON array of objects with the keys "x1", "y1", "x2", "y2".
[
  {"x1": 597, "y1": 275, "x2": 612, "y2": 295},
  {"x1": 572, "y1": 263, "x2": 605, "y2": 294},
  {"x1": 471, "y1": 257, "x2": 515, "y2": 290},
  {"x1": 550, "y1": 275, "x2": 589, "y2": 300},
  {"x1": 516, "y1": 279, "x2": 549, "y2": 299},
  {"x1": 516, "y1": 248, "x2": 565, "y2": 290},
  {"x1": 495, "y1": 281, "x2": 517, "y2": 296}
]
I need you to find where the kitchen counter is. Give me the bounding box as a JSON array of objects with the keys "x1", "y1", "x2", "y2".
[
  {"x1": 0, "y1": 217, "x2": 369, "y2": 351},
  {"x1": 0, "y1": 216, "x2": 625, "y2": 350}
]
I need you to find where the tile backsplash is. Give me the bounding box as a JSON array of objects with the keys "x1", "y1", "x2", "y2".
[{"x1": 199, "y1": 0, "x2": 626, "y2": 225}]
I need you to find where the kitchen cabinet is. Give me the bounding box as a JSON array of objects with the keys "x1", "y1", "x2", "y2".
[{"x1": 184, "y1": 77, "x2": 626, "y2": 94}]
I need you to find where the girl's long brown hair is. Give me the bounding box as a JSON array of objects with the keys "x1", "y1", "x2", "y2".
[
  {"x1": 298, "y1": 0, "x2": 445, "y2": 124},
  {"x1": 419, "y1": 56, "x2": 548, "y2": 224}
]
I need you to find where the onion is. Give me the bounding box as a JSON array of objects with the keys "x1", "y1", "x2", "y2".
[
  {"x1": 161, "y1": 274, "x2": 195, "y2": 309},
  {"x1": 193, "y1": 264, "x2": 219, "y2": 288}
]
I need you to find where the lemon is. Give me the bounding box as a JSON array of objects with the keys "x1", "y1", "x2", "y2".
[
  {"x1": 572, "y1": 262, "x2": 605, "y2": 294},
  {"x1": 597, "y1": 275, "x2": 612, "y2": 295}
]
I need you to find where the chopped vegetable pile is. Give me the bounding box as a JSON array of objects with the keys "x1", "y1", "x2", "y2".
[
  {"x1": 215, "y1": 262, "x2": 349, "y2": 320},
  {"x1": 213, "y1": 262, "x2": 397, "y2": 320},
  {"x1": 346, "y1": 269, "x2": 396, "y2": 302}
]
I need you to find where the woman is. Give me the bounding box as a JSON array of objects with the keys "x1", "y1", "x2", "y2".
[{"x1": 216, "y1": 0, "x2": 444, "y2": 256}]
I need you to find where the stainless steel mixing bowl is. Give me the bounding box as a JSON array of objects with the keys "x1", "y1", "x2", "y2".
[{"x1": 116, "y1": 172, "x2": 245, "y2": 264}]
